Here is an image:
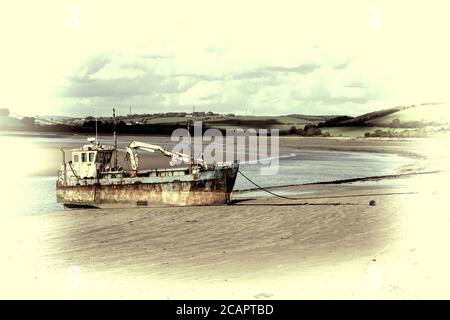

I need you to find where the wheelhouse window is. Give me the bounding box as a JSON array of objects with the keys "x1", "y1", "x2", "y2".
[
  {"x1": 73, "y1": 154, "x2": 79, "y2": 162},
  {"x1": 89, "y1": 152, "x2": 95, "y2": 162},
  {"x1": 81, "y1": 153, "x2": 87, "y2": 162}
]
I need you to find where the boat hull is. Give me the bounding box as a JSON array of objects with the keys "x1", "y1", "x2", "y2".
[{"x1": 56, "y1": 165, "x2": 238, "y2": 208}]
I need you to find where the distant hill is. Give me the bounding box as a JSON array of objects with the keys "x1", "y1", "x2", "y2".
[
  {"x1": 366, "y1": 103, "x2": 450, "y2": 127},
  {"x1": 2, "y1": 104, "x2": 449, "y2": 138},
  {"x1": 286, "y1": 114, "x2": 336, "y2": 122},
  {"x1": 126, "y1": 114, "x2": 335, "y2": 131},
  {"x1": 319, "y1": 103, "x2": 449, "y2": 129},
  {"x1": 204, "y1": 115, "x2": 330, "y2": 130}
]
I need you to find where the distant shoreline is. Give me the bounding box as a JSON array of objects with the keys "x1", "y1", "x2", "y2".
[{"x1": 2, "y1": 102, "x2": 449, "y2": 138}]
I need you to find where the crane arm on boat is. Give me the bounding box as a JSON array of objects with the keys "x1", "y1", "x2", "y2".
[{"x1": 125, "y1": 140, "x2": 206, "y2": 175}]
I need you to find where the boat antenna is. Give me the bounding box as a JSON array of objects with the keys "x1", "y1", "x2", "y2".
[
  {"x1": 113, "y1": 107, "x2": 118, "y2": 169},
  {"x1": 95, "y1": 105, "x2": 99, "y2": 145}
]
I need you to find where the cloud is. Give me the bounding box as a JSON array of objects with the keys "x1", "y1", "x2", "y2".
[
  {"x1": 333, "y1": 59, "x2": 353, "y2": 70},
  {"x1": 292, "y1": 80, "x2": 377, "y2": 103},
  {"x1": 59, "y1": 52, "x2": 186, "y2": 99},
  {"x1": 140, "y1": 53, "x2": 174, "y2": 60},
  {"x1": 345, "y1": 81, "x2": 368, "y2": 89},
  {"x1": 62, "y1": 76, "x2": 181, "y2": 98},
  {"x1": 71, "y1": 55, "x2": 111, "y2": 81},
  {"x1": 232, "y1": 63, "x2": 320, "y2": 80},
  {"x1": 263, "y1": 63, "x2": 321, "y2": 74},
  {"x1": 45, "y1": 8, "x2": 383, "y2": 116},
  {"x1": 57, "y1": 48, "x2": 383, "y2": 117},
  {"x1": 232, "y1": 70, "x2": 271, "y2": 80}
]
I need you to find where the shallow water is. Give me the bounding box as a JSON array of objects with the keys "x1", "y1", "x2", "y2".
[
  {"x1": 237, "y1": 151, "x2": 410, "y2": 190},
  {"x1": 0, "y1": 134, "x2": 412, "y2": 216}
]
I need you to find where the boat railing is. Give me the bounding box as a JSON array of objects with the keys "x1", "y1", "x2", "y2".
[{"x1": 57, "y1": 170, "x2": 64, "y2": 181}]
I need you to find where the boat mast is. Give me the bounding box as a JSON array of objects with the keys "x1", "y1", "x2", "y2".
[
  {"x1": 113, "y1": 107, "x2": 118, "y2": 169},
  {"x1": 187, "y1": 120, "x2": 191, "y2": 173},
  {"x1": 95, "y1": 106, "x2": 99, "y2": 145}
]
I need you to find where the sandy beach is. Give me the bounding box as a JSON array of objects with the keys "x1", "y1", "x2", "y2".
[{"x1": 1, "y1": 136, "x2": 450, "y2": 299}]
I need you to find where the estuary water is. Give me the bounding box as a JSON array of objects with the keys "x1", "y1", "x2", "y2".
[{"x1": 0, "y1": 133, "x2": 411, "y2": 216}]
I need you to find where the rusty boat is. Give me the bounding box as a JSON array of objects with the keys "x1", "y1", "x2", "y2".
[{"x1": 56, "y1": 137, "x2": 239, "y2": 208}]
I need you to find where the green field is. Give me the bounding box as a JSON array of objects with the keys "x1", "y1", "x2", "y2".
[
  {"x1": 138, "y1": 114, "x2": 325, "y2": 131},
  {"x1": 143, "y1": 117, "x2": 188, "y2": 124},
  {"x1": 320, "y1": 126, "x2": 389, "y2": 138}
]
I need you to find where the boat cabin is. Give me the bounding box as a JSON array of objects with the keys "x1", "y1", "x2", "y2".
[{"x1": 67, "y1": 139, "x2": 115, "y2": 179}]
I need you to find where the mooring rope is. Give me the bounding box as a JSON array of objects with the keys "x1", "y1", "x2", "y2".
[
  {"x1": 237, "y1": 169, "x2": 418, "y2": 201},
  {"x1": 68, "y1": 162, "x2": 81, "y2": 180},
  {"x1": 237, "y1": 170, "x2": 299, "y2": 200}
]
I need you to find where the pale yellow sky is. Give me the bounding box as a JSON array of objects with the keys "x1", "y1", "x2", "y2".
[{"x1": 0, "y1": 0, "x2": 449, "y2": 116}]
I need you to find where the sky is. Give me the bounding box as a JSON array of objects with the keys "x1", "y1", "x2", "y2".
[{"x1": 0, "y1": 0, "x2": 449, "y2": 117}]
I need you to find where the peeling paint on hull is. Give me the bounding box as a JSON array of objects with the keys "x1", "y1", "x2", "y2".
[{"x1": 56, "y1": 166, "x2": 238, "y2": 208}]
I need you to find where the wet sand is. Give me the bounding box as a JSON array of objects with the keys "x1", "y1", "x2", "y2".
[{"x1": 1, "y1": 136, "x2": 450, "y2": 299}]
